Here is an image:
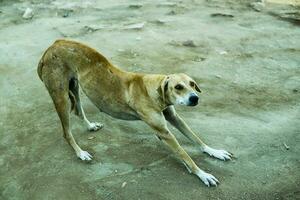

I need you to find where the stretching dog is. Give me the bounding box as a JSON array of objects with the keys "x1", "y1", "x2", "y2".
[{"x1": 37, "y1": 40, "x2": 232, "y2": 186}]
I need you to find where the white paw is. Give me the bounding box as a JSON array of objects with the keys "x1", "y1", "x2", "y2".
[
  {"x1": 77, "y1": 150, "x2": 93, "y2": 161},
  {"x1": 203, "y1": 146, "x2": 232, "y2": 161},
  {"x1": 88, "y1": 122, "x2": 103, "y2": 131},
  {"x1": 196, "y1": 170, "x2": 219, "y2": 187}
]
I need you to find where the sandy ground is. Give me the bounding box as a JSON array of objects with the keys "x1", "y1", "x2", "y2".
[{"x1": 1, "y1": 0, "x2": 300, "y2": 199}]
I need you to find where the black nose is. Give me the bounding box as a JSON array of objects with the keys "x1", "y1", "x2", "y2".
[{"x1": 189, "y1": 95, "x2": 199, "y2": 104}]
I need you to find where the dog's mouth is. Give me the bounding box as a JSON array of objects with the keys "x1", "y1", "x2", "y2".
[
  {"x1": 187, "y1": 101, "x2": 198, "y2": 106},
  {"x1": 177, "y1": 95, "x2": 199, "y2": 106}
]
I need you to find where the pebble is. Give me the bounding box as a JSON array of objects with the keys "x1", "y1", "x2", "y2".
[
  {"x1": 250, "y1": 1, "x2": 265, "y2": 12},
  {"x1": 129, "y1": 4, "x2": 143, "y2": 9},
  {"x1": 182, "y1": 40, "x2": 196, "y2": 47},
  {"x1": 121, "y1": 182, "x2": 127, "y2": 188},
  {"x1": 84, "y1": 25, "x2": 104, "y2": 32},
  {"x1": 62, "y1": 12, "x2": 69, "y2": 18},
  {"x1": 167, "y1": 10, "x2": 176, "y2": 15},
  {"x1": 211, "y1": 13, "x2": 234, "y2": 18},
  {"x1": 124, "y1": 22, "x2": 145, "y2": 30},
  {"x1": 154, "y1": 19, "x2": 167, "y2": 25},
  {"x1": 216, "y1": 49, "x2": 228, "y2": 55},
  {"x1": 22, "y1": 8, "x2": 34, "y2": 19},
  {"x1": 88, "y1": 136, "x2": 95, "y2": 140}
]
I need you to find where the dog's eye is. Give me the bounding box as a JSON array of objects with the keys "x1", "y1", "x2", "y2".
[
  {"x1": 190, "y1": 82, "x2": 195, "y2": 87},
  {"x1": 175, "y1": 84, "x2": 184, "y2": 90}
]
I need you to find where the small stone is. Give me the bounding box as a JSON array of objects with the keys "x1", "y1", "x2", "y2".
[
  {"x1": 22, "y1": 8, "x2": 34, "y2": 19},
  {"x1": 167, "y1": 10, "x2": 176, "y2": 15},
  {"x1": 211, "y1": 13, "x2": 234, "y2": 18},
  {"x1": 121, "y1": 182, "x2": 127, "y2": 188},
  {"x1": 88, "y1": 136, "x2": 95, "y2": 140},
  {"x1": 84, "y1": 24, "x2": 104, "y2": 32},
  {"x1": 193, "y1": 56, "x2": 206, "y2": 62},
  {"x1": 283, "y1": 143, "x2": 290, "y2": 150},
  {"x1": 124, "y1": 22, "x2": 145, "y2": 30},
  {"x1": 182, "y1": 40, "x2": 196, "y2": 47},
  {"x1": 216, "y1": 49, "x2": 228, "y2": 55},
  {"x1": 58, "y1": 9, "x2": 73, "y2": 18},
  {"x1": 250, "y1": 1, "x2": 265, "y2": 12},
  {"x1": 129, "y1": 4, "x2": 143, "y2": 9},
  {"x1": 168, "y1": 40, "x2": 181, "y2": 46},
  {"x1": 62, "y1": 12, "x2": 69, "y2": 18},
  {"x1": 154, "y1": 19, "x2": 166, "y2": 25}
]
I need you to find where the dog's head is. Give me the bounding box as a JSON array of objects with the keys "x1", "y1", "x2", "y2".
[{"x1": 161, "y1": 73, "x2": 201, "y2": 106}]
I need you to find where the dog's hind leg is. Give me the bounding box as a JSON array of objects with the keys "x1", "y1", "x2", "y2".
[
  {"x1": 69, "y1": 78, "x2": 103, "y2": 131},
  {"x1": 43, "y1": 71, "x2": 92, "y2": 161}
]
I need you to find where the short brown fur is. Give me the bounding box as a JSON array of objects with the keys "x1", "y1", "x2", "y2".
[{"x1": 38, "y1": 39, "x2": 232, "y2": 187}]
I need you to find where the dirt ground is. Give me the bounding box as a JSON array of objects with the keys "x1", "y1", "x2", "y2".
[{"x1": 1, "y1": 0, "x2": 300, "y2": 199}]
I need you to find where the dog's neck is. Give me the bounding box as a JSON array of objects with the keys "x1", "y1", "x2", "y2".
[
  {"x1": 157, "y1": 76, "x2": 173, "y2": 109},
  {"x1": 135, "y1": 74, "x2": 170, "y2": 111}
]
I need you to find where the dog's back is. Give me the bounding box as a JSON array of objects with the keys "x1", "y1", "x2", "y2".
[
  {"x1": 38, "y1": 39, "x2": 140, "y2": 120},
  {"x1": 38, "y1": 39, "x2": 111, "y2": 80}
]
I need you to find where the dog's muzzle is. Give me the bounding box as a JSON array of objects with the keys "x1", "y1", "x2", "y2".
[{"x1": 188, "y1": 94, "x2": 199, "y2": 106}]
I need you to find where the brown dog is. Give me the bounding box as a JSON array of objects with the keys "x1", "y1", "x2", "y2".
[{"x1": 37, "y1": 39, "x2": 232, "y2": 186}]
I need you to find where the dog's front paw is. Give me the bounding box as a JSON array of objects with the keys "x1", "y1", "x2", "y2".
[
  {"x1": 88, "y1": 122, "x2": 103, "y2": 131},
  {"x1": 77, "y1": 150, "x2": 93, "y2": 161},
  {"x1": 196, "y1": 170, "x2": 219, "y2": 187},
  {"x1": 203, "y1": 146, "x2": 232, "y2": 161}
]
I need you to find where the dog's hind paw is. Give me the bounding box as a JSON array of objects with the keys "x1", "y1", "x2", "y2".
[
  {"x1": 88, "y1": 122, "x2": 103, "y2": 131},
  {"x1": 203, "y1": 146, "x2": 232, "y2": 161},
  {"x1": 77, "y1": 150, "x2": 93, "y2": 161},
  {"x1": 196, "y1": 169, "x2": 219, "y2": 187}
]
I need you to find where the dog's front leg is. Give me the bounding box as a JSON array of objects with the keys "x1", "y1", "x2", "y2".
[
  {"x1": 163, "y1": 106, "x2": 232, "y2": 161},
  {"x1": 139, "y1": 111, "x2": 219, "y2": 187}
]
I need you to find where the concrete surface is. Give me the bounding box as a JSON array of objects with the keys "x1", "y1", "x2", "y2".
[{"x1": 0, "y1": 0, "x2": 300, "y2": 199}]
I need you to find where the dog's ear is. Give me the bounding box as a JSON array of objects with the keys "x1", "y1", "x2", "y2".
[
  {"x1": 160, "y1": 76, "x2": 169, "y2": 103},
  {"x1": 195, "y1": 82, "x2": 201, "y2": 93}
]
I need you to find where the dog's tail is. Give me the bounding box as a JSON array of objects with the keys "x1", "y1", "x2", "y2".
[
  {"x1": 37, "y1": 58, "x2": 44, "y2": 81},
  {"x1": 37, "y1": 45, "x2": 53, "y2": 82},
  {"x1": 37, "y1": 41, "x2": 59, "y2": 81}
]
